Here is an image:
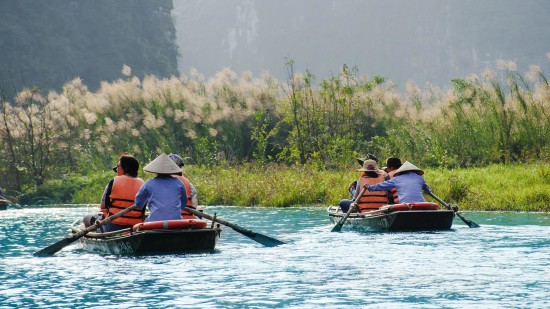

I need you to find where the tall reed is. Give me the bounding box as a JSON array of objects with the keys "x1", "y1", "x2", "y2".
[{"x1": 1, "y1": 59, "x2": 548, "y2": 195}]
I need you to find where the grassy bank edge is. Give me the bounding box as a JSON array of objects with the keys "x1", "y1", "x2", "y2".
[{"x1": 19, "y1": 162, "x2": 550, "y2": 212}]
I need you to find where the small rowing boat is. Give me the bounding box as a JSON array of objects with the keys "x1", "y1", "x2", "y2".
[
  {"x1": 70, "y1": 218, "x2": 222, "y2": 255},
  {"x1": 327, "y1": 202, "x2": 455, "y2": 232}
]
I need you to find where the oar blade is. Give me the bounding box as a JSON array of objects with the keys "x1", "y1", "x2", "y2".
[
  {"x1": 457, "y1": 213, "x2": 480, "y2": 228},
  {"x1": 230, "y1": 224, "x2": 285, "y2": 247},
  {"x1": 184, "y1": 206, "x2": 286, "y2": 247},
  {"x1": 246, "y1": 232, "x2": 286, "y2": 247},
  {"x1": 34, "y1": 204, "x2": 139, "y2": 256},
  {"x1": 331, "y1": 221, "x2": 344, "y2": 232},
  {"x1": 34, "y1": 237, "x2": 76, "y2": 257}
]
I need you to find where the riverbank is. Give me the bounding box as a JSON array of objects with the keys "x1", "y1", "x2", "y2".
[
  {"x1": 194, "y1": 162, "x2": 549, "y2": 211},
  {"x1": 22, "y1": 162, "x2": 547, "y2": 212}
]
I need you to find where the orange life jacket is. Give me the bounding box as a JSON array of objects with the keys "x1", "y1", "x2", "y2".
[
  {"x1": 387, "y1": 170, "x2": 399, "y2": 204},
  {"x1": 175, "y1": 175, "x2": 195, "y2": 219},
  {"x1": 108, "y1": 175, "x2": 145, "y2": 226},
  {"x1": 356, "y1": 173, "x2": 389, "y2": 212}
]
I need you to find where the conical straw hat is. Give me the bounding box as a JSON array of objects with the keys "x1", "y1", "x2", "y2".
[
  {"x1": 394, "y1": 161, "x2": 424, "y2": 176},
  {"x1": 143, "y1": 153, "x2": 182, "y2": 174}
]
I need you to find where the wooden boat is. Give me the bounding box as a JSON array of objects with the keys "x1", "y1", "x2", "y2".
[
  {"x1": 0, "y1": 197, "x2": 22, "y2": 210},
  {"x1": 70, "y1": 218, "x2": 222, "y2": 255},
  {"x1": 327, "y1": 202, "x2": 455, "y2": 232}
]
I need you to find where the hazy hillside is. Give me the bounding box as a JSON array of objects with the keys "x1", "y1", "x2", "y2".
[
  {"x1": 173, "y1": 0, "x2": 550, "y2": 89},
  {"x1": 0, "y1": 0, "x2": 179, "y2": 93}
]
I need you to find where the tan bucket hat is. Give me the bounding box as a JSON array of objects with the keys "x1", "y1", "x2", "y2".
[
  {"x1": 143, "y1": 153, "x2": 182, "y2": 174},
  {"x1": 394, "y1": 161, "x2": 424, "y2": 176},
  {"x1": 357, "y1": 159, "x2": 382, "y2": 172}
]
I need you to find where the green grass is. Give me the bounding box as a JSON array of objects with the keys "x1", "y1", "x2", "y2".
[
  {"x1": 22, "y1": 162, "x2": 550, "y2": 211},
  {"x1": 425, "y1": 163, "x2": 550, "y2": 211}
]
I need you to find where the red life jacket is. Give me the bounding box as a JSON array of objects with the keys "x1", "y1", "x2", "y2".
[
  {"x1": 108, "y1": 175, "x2": 145, "y2": 226},
  {"x1": 387, "y1": 170, "x2": 399, "y2": 204},
  {"x1": 175, "y1": 175, "x2": 195, "y2": 219},
  {"x1": 356, "y1": 173, "x2": 388, "y2": 212}
]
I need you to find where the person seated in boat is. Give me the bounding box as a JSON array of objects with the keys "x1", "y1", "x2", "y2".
[
  {"x1": 339, "y1": 159, "x2": 389, "y2": 213},
  {"x1": 134, "y1": 153, "x2": 188, "y2": 222},
  {"x1": 366, "y1": 161, "x2": 431, "y2": 203},
  {"x1": 168, "y1": 153, "x2": 199, "y2": 219},
  {"x1": 382, "y1": 157, "x2": 402, "y2": 204},
  {"x1": 348, "y1": 153, "x2": 378, "y2": 198},
  {"x1": 85, "y1": 154, "x2": 145, "y2": 232}
]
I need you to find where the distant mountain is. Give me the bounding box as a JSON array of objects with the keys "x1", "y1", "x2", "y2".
[
  {"x1": 0, "y1": 0, "x2": 179, "y2": 93},
  {"x1": 173, "y1": 0, "x2": 550, "y2": 90}
]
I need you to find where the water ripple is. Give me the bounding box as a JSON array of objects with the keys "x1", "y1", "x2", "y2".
[{"x1": 0, "y1": 207, "x2": 548, "y2": 308}]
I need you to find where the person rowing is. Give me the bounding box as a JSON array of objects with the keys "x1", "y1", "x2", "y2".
[
  {"x1": 84, "y1": 154, "x2": 145, "y2": 232},
  {"x1": 134, "y1": 153, "x2": 188, "y2": 222},
  {"x1": 366, "y1": 161, "x2": 432, "y2": 203}
]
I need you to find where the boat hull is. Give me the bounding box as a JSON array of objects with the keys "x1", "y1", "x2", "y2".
[
  {"x1": 72, "y1": 224, "x2": 221, "y2": 255},
  {"x1": 0, "y1": 201, "x2": 7, "y2": 211},
  {"x1": 328, "y1": 206, "x2": 455, "y2": 232}
]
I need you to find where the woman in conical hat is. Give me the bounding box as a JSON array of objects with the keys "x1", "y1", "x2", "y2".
[
  {"x1": 394, "y1": 161, "x2": 424, "y2": 176},
  {"x1": 365, "y1": 161, "x2": 432, "y2": 203},
  {"x1": 134, "y1": 153, "x2": 188, "y2": 222}
]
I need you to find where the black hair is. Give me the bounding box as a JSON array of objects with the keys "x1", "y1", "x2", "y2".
[
  {"x1": 119, "y1": 154, "x2": 139, "y2": 177},
  {"x1": 365, "y1": 171, "x2": 379, "y2": 178},
  {"x1": 386, "y1": 157, "x2": 402, "y2": 169}
]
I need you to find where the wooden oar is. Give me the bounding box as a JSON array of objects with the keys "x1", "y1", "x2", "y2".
[
  {"x1": 10, "y1": 203, "x2": 23, "y2": 209},
  {"x1": 428, "y1": 192, "x2": 480, "y2": 228},
  {"x1": 331, "y1": 186, "x2": 368, "y2": 232},
  {"x1": 183, "y1": 206, "x2": 285, "y2": 247},
  {"x1": 0, "y1": 197, "x2": 21, "y2": 209},
  {"x1": 34, "y1": 205, "x2": 139, "y2": 256}
]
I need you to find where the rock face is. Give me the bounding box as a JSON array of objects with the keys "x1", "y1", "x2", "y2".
[{"x1": 174, "y1": 0, "x2": 550, "y2": 89}]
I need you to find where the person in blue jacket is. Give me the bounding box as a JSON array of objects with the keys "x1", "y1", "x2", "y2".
[
  {"x1": 366, "y1": 161, "x2": 431, "y2": 203},
  {"x1": 135, "y1": 153, "x2": 188, "y2": 222}
]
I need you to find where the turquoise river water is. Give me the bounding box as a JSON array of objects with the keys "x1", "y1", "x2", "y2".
[{"x1": 0, "y1": 205, "x2": 549, "y2": 308}]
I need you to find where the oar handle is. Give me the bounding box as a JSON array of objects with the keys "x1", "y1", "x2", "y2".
[
  {"x1": 182, "y1": 206, "x2": 285, "y2": 246},
  {"x1": 427, "y1": 192, "x2": 453, "y2": 211},
  {"x1": 331, "y1": 185, "x2": 368, "y2": 232},
  {"x1": 183, "y1": 206, "x2": 254, "y2": 235},
  {"x1": 34, "y1": 204, "x2": 141, "y2": 256},
  {"x1": 73, "y1": 204, "x2": 140, "y2": 239},
  {"x1": 428, "y1": 192, "x2": 480, "y2": 228}
]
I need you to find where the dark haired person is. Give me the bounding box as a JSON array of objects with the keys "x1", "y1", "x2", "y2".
[
  {"x1": 382, "y1": 157, "x2": 402, "y2": 204},
  {"x1": 85, "y1": 154, "x2": 145, "y2": 232},
  {"x1": 366, "y1": 161, "x2": 431, "y2": 203}
]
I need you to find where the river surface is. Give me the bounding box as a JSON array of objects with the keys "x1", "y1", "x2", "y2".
[{"x1": 0, "y1": 205, "x2": 549, "y2": 309}]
